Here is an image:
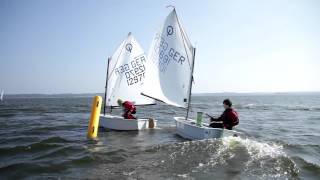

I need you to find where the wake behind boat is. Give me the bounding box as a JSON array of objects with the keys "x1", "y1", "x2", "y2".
[{"x1": 100, "y1": 32, "x2": 157, "y2": 131}]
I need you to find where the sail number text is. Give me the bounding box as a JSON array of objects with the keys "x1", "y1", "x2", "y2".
[
  {"x1": 114, "y1": 55, "x2": 146, "y2": 86},
  {"x1": 152, "y1": 33, "x2": 186, "y2": 72}
]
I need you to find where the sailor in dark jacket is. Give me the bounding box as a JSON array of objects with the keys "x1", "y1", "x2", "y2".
[{"x1": 210, "y1": 99, "x2": 239, "y2": 130}]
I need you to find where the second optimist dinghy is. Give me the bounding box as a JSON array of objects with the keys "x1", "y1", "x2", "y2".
[
  {"x1": 100, "y1": 33, "x2": 157, "y2": 131},
  {"x1": 142, "y1": 8, "x2": 237, "y2": 139},
  {"x1": 174, "y1": 117, "x2": 239, "y2": 140}
]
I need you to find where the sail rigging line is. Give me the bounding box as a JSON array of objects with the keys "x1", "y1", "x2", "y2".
[
  {"x1": 176, "y1": 10, "x2": 196, "y2": 107},
  {"x1": 174, "y1": 9, "x2": 193, "y2": 71},
  {"x1": 174, "y1": 8, "x2": 196, "y2": 113}
]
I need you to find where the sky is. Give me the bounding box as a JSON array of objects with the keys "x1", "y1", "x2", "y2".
[{"x1": 0, "y1": 0, "x2": 319, "y2": 94}]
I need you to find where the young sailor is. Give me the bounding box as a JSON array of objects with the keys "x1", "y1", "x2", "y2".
[
  {"x1": 210, "y1": 99, "x2": 239, "y2": 130},
  {"x1": 117, "y1": 99, "x2": 136, "y2": 119}
]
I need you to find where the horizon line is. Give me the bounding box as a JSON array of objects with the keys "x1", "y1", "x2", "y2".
[{"x1": 3, "y1": 91, "x2": 320, "y2": 96}]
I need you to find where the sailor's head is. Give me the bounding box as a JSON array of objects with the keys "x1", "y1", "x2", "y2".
[
  {"x1": 117, "y1": 99, "x2": 124, "y2": 106},
  {"x1": 223, "y1": 99, "x2": 232, "y2": 109}
]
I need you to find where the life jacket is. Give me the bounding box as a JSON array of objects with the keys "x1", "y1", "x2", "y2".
[
  {"x1": 223, "y1": 108, "x2": 239, "y2": 129},
  {"x1": 228, "y1": 109, "x2": 239, "y2": 126},
  {"x1": 123, "y1": 101, "x2": 136, "y2": 113},
  {"x1": 123, "y1": 101, "x2": 136, "y2": 119}
]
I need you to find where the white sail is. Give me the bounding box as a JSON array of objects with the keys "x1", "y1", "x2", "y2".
[
  {"x1": 142, "y1": 9, "x2": 195, "y2": 108},
  {"x1": 106, "y1": 33, "x2": 155, "y2": 107},
  {"x1": 0, "y1": 90, "x2": 3, "y2": 101}
]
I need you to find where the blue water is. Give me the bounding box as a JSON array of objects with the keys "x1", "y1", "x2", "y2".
[{"x1": 0, "y1": 93, "x2": 319, "y2": 179}]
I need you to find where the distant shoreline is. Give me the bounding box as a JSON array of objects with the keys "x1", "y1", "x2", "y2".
[
  {"x1": 3, "y1": 91, "x2": 320, "y2": 98},
  {"x1": 193, "y1": 91, "x2": 320, "y2": 96}
]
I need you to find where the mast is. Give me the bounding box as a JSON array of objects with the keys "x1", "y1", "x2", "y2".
[
  {"x1": 103, "y1": 57, "x2": 111, "y2": 115},
  {"x1": 186, "y1": 47, "x2": 196, "y2": 120}
]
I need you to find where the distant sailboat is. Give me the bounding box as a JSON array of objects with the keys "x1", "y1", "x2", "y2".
[
  {"x1": 0, "y1": 90, "x2": 4, "y2": 101},
  {"x1": 142, "y1": 8, "x2": 238, "y2": 140},
  {"x1": 99, "y1": 32, "x2": 157, "y2": 130}
]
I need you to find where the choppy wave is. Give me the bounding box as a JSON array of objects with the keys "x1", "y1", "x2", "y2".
[
  {"x1": 1, "y1": 95, "x2": 320, "y2": 179},
  {"x1": 0, "y1": 136, "x2": 92, "y2": 179},
  {"x1": 286, "y1": 106, "x2": 320, "y2": 111},
  {"x1": 145, "y1": 137, "x2": 299, "y2": 179}
]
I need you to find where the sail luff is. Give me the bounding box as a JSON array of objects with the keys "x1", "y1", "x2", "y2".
[{"x1": 173, "y1": 9, "x2": 193, "y2": 70}]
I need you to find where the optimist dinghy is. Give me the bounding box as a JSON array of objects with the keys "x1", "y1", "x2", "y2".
[
  {"x1": 100, "y1": 114, "x2": 156, "y2": 131},
  {"x1": 100, "y1": 33, "x2": 157, "y2": 131},
  {"x1": 175, "y1": 117, "x2": 238, "y2": 140},
  {"x1": 142, "y1": 8, "x2": 236, "y2": 139}
]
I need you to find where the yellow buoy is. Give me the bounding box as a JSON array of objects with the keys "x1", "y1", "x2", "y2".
[{"x1": 87, "y1": 96, "x2": 102, "y2": 139}]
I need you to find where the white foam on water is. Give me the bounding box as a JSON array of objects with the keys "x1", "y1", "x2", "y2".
[
  {"x1": 156, "y1": 137, "x2": 299, "y2": 179},
  {"x1": 176, "y1": 173, "x2": 189, "y2": 178},
  {"x1": 173, "y1": 137, "x2": 299, "y2": 179},
  {"x1": 219, "y1": 136, "x2": 299, "y2": 179},
  {"x1": 221, "y1": 136, "x2": 285, "y2": 160},
  {"x1": 243, "y1": 103, "x2": 255, "y2": 108}
]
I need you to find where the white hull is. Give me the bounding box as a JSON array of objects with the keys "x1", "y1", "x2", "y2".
[
  {"x1": 99, "y1": 114, "x2": 157, "y2": 131},
  {"x1": 174, "y1": 117, "x2": 238, "y2": 140}
]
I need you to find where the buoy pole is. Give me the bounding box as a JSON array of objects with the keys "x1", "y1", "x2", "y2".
[{"x1": 87, "y1": 96, "x2": 102, "y2": 139}]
